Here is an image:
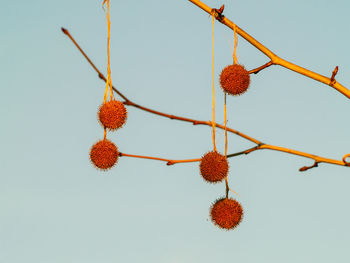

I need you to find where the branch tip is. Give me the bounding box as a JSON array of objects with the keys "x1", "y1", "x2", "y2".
[
  {"x1": 299, "y1": 162, "x2": 318, "y2": 172},
  {"x1": 330, "y1": 66, "x2": 339, "y2": 85},
  {"x1": 61, "y1": 27, "x2": 68, "y2": 34}
]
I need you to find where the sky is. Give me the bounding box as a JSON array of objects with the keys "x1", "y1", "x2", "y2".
[{"x1": 1, "y1": 0, "x2": 350, "y2": 262}]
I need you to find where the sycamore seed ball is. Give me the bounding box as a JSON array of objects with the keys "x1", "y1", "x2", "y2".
[
  {"x1": 219, "y1": 64, "x2": 250, "y2": 96},
  {"x1": 200, "y1": 151, "x2": 229, "y2": 183},
  {"x1": 90, "y1": 139, "x2": 119, "y2": 170},
  {"x1": 210, "y1": 197, "x2": 243, "y2": 230},
  {"x1": 98, "y1": 100, "x2": 127, "y2": 131}
]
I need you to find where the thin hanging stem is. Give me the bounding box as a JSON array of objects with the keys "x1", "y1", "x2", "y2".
[
  {"x1": 211, "y1": 15, "x2": 217, "y2": 151},
  {"x1": 224, "y1": 93, "x2": 229, "y2": 198},
  {"x1": 224, "y1": 93, "x2": 228, "y2": 157},
  {"x1": 103, "y1": 0, "x2": 114, "y2": 103},
  {"x1": 233, "y1": 24, "x2": 238, "y2": 64},
  {"x1": 224, "y1": 94, "x2": 240, "y2": 197}
]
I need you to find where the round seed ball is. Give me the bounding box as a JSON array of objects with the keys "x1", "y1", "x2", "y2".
[
  {"x1": 210, "y1": 197, "x2": 243, "y2": 230},
  {"x1": 98, "y1": 100, "x2": 127, "y2": 131},
  {"x1": 90, "y1": 139, "x2": 119, "y2": 170},
  {"x1": 219, "y1": 64, "x2": 250, "y2": 95},
  {"x1": 200, "y1": 151, "x2": 228, "y2": 183}
]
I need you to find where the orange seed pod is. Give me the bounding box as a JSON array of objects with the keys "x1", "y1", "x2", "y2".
[
  {"x1": 210, "y1": 197, "x2": 243, "y2": 230},
  {"x1": 219, "y1": 64, "x2": 250, "y2": 96},
  {"x1": 200, "y1": 151, "x2": 229, "y2": 183},
  {"x1": 98, "y1": 100, "x2": 127, "y2": 131},
  {"x1": 90, "y1": 139, "x2": 119, "y2": 170}
]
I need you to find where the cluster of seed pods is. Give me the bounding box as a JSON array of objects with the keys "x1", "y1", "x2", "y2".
[
  {"x1": 89, "y1": 101, "x2": 127, "y2": 170},
  {"x1": 89, "y1": 0, "x2": 128, "y2": 171},
  {"x1": 90, "y1": 0, "x2": 251, "y2": 229},
  {"x1": 199, "y1": 64, "x2": 250, "y2": 230}
]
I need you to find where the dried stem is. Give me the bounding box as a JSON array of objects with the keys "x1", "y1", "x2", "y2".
[
  {"x1": 119, "y1": 152, "x2": 200, "y2": 166},
  {"x1": 61, "y1": 27, "x2": 349, "y2": 170},
  {"x1": 299, "y1": 162, "x2": 319, "y2": 172},
  {"x1": 248, "y1": 144, "x2": 349, "y2": 169},
  {"x1": 119, "y1": 142, "x2": 349, "y2": 170},
  {"x1": 188, "y1": 0, "x2": 350, "y2": 99},
  {"x1": 61, "y1": 27, "x2": 129, "y2": 102},
  {"x1": 225, "y1": 177, "x2": 229, "y2": 198},
  {"x1": 249, "y1": 61, "x2": 273, "y2": 74}
]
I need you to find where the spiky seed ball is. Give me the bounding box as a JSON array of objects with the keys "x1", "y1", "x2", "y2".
[
  {"x1": 219, "y1": 64, "x2": 250, "y2": 96},
  {"x1": 98, "y1": 100, "x2": 127, "y2": 131},
  {"x1": 210, "y1": 197, "x2": 243, "y2": 230},
  {"x1": 90, "y1": 139, "x2": 119, "y2": 170},
  {"x1": 200, "y1": 151, "x2": 228, "y2": 183}
]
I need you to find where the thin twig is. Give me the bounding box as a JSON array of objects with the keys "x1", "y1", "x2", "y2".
[
  {"x1": 330, "y1": 66, "x2": 338, "y2": 86},
  {"x1": 299, "y1": 162, "x2": 319, "y2": 172},
  {"x1": 61, "y1": 27, "x2": 129, "y2": 102},
  {"x1": 167, "y1": 158, "x2": 202, "y2": 166},
  {"x1": 226, "y1": 146, "x2": 260, "y2": 158},
  {"x1": 249, "y1": 61, "x2": 274, "y2": 74},
  {"x1": 188, "y1": 0, "x2": 350, "y2": 99},
  {"x1": 119, "y1": 152, "x2": 200, "y2": 166},
  {"x1": 119, "y1": 142, "x2": 348, "y2": 169},
  {"x1": 228, "y1": 144, "x2": 347, "y2": 168}
]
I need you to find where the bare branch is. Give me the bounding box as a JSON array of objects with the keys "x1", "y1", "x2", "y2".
[
  {"x1": 119, "y1": 152, "x2": 200, "y2": 166},
  {"x1": 259, "y1": 144, "x2": 346, "y2": 167},
  {"x1": 119, "y1": 142, "x2": 349, "y2": 170},
  {"x1": 61, "y1": 27, "x2": 262, "y2": 145},
  {"x1": 62, "y1": 27, "x2": 350, "y2": 170},
  {"x1": 226, "y1": 144, "x2": 347, "y2": 168},
  {"x1": 188, "y1": 0, "x2": 350, "y2": 99},
  {"x1": 61, "y1": 27, "x2": 130, "y2": 102}
]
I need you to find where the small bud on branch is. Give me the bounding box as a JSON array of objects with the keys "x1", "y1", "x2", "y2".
[{"x1": 299, "y1": 162, "x2": 319, "y2": 172}]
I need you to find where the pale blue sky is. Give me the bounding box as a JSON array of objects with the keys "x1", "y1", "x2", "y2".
[{"x1": 1, "y1": 0, "x2": 350, "y2": 262}]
